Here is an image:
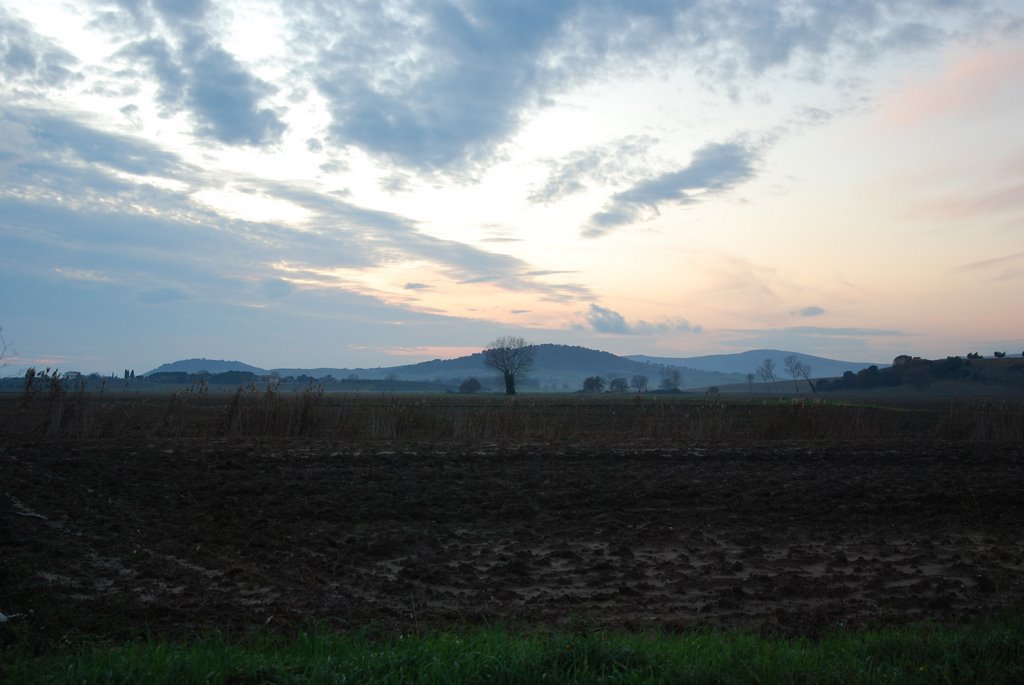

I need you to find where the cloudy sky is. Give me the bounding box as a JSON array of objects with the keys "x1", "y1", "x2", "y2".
[{"x1": 1, "y1": 0, "x2": 1022, "y2": 374}]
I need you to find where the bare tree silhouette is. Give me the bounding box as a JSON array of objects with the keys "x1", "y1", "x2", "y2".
[
  {"x1": 756, "y1": 358, "x2": 777, "y2": 392},
  {"x1": 483, "y1": 336, "x2": 534, "y2": 395},
  {"x1": 0, "y1": 327, "x2": 14, "y2": 367}
]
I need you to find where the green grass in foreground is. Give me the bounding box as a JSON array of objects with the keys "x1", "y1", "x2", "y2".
[{"x1": 4, "y1": 615, "x2": 1024, "y2": 685}]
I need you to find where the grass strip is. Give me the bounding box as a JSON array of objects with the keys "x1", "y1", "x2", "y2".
[{"x1": 3, "y1": 614, "x2": 1024, "y2": 684}]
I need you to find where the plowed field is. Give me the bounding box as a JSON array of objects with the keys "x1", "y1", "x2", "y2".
[{"x1": 3, "y1": 437, "x2": 1022, "y2": 640}]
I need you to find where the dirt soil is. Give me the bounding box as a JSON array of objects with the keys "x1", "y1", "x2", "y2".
[{"x1": 2, "y1": 438, "x2": 1023, "y2": 640}]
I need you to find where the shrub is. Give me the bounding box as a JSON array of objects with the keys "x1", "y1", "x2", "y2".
[{"x1": 459, "y1": 378, "x2": 482, "y2": 394}]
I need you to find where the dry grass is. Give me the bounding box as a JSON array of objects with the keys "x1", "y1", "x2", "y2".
[{"x1": 1, "y1": 385, "x2": 1021, "y2": 443}]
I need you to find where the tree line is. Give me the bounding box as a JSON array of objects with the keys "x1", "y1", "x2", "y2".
[{"x1": 817, "y1": 352, "x2": 1022, "y2": 392}]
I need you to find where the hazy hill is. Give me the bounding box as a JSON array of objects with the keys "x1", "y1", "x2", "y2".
[
  {"x1": 627, "y1": 349, "x2": 884, "y2": 379},
  {"x1": 145, "y1": 358, "x2": 268, "y2": 376},
  {"x1": 148, "y1": 345, "x2": 745, "y2": 390},
  {"x1": 145, "y1": 346, "x2": 887, "y2": 391},
  {"x1": 312, "y1": 345, "x2": 748, "y2": 390}
]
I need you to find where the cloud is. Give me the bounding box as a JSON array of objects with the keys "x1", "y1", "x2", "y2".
[
  {"x1": 273, "y1": 1, "x2": 1002, "y2": 175},
  {"x1": 380, "y1": 173, "x2": 413, "y2": 193},
  {"x1": 186, "y1": 41, "x2": 285, "y2": 145},
  {"x1": 119, "y1": 104, "x2": 143, "y2": 129},
  {"x1": 0, "y1": 9, "x2": 80, "y2": 91},
  {"x1": 878, "y1": 46, "x2": 1024, "y2": 129},
  {"x1": 586, "y1": 304, "x2": 630, "y2": 334},
  {"x1": 22, "y1": 111, "x2": 187, "y2": 177},
  {"x1": 529, "y1": 136, "x2": 656, "y2": 204},
  {"x1": 583, "y1": 141, "x2": 758, "y2": 237},
  {"x1": 956, "y1": 250, "x2": 1024, "y2": 281},
  {"x1": 260, "y1": 278, "x2": 295, "y2": 299},
  {"x1": 118, "y1": 38, "x2": 188, "y2": 110},
  {"x1": 793, "y1": 305, "x2": 825, "y2": 317},
  {"x1": 53, "y1": 267, "x2": 113, "y2": 283},
  {"x1": 152, "y1": 0, "x2": 210, "y2": 24},
  {"x1": 404, "y1": 282, "x2": 431, "y2": 290},
  {"x1": 10, "y1": 0, "x2": 1002, "y2": 175},
  {"x1": 297, "y1": 1, "x2": 579, "y2": 173},
  {"x1": 251, "y1": 180, "x2": 593, "y2": 302},
  {"x1": 729, "y1": 325, "x2": 903, "y2": 337},
  {"x1": 958, "y1": 251, "x2": 1024, "y2": 271},
  {"x1": 525, "y1": 270, "x2": 576, "y2": 277},
  {"x1": 717, "y1": 324, "x2": 909, "y2": 359},
  {"x1": 792, "y1": 326, "x2": 902, "y2": 336},
  {"x1": 1, "y1": 109, "x2": 592, "y2": 317},
  {"x1": 905, "y1": 182, "x2": 1024, "y2": 226},
  {"x1": 584, "y1": 304, "x2": 701, "y2": 335},
  {"x1": 114, "y1": 9, "x2": 285, "y2": 146},
  {"x1": 299, "y1": 2, "x2": 680, "y2": 174}
]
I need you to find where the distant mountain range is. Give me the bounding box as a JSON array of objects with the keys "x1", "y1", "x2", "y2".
[
  {"x1": 147, "y1": 358, "x2": 268, "y2": 376},
  {"x1": 627, "y1": 350, "x2": 884, "y2": 380},
  {"x1": 146, "y1": 346, "x2": 883, "y2": 390}
]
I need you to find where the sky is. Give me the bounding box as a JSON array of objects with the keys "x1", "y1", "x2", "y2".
[{"x1": 1, "y1": 0, "x2": 1022, "y2": 375}]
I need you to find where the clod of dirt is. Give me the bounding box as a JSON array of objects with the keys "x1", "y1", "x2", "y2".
[
  {"x1": 3, "y1": 439, "x2": 1024, "y2": 640},
  {"x1": 612, "y1": 544, "x2": 635, "y2": 559}
]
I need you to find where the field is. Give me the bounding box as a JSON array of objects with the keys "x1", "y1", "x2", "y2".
[{"x1": 2, "y1": 392, "x2": 1024, "y2": 679}]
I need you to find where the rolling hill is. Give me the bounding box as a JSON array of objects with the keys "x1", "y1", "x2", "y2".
[
  {"x1": 145, "y1": 358, "x2": 269, "y2": 375},
  {"x1": 627, "y1": 349, "x2": 885, "y2": 379},
  {"x1": 145, "y1": 345, "x2": 884, "y2": 391},
  {"x1": 339, "y1": 344, "x2": 748, "y2": 390}
]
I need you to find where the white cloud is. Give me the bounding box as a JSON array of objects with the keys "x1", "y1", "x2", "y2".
[
  {"x1": 583, "y1": 141, "x2": 759, "y2": 237},
  {"x1": 584, "y1": 304, "x2": 702, "y2": 336}
]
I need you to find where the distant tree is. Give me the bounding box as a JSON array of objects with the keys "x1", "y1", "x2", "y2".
[
  {"x1": 659, "y1": 367, "x2": 682, "y2": 391},
  {"x1": 903, "y1": 364, "x2": 934, "y2": 392},
  {"x1": 459, "y1": 377, "x2": 482, "y2": 394},
  {"x1": 784, "y1": 355, "x2": 815, "y2": 393},
  {"x1": 932, "y1": 356, "x2": 965, "y2": 380},
  {"x1": 853, "y1": 365, "x2": 886, "y2": 389},
  {"x1": 994, "y1": 351, "x2": 1006, "y2": 358},
  {"x1": 609, "y1": 377, "x2": 629, "y2": 393},
  {"x1": 582, "y1": 376, "x2": 605, "y2": 393},
  {"x1": 0, "y1": 326, "x2": 14, "y2": 366},
  {"x1": 483, "y1": 336, "x2": 534, "y2": 395},
  {"x1": 783, "y1": 355, "x2": 801, "y2": 392},
  {"x1": 23, "y1": 367, "x2": 37, "y2": 396},
  {"x1": 746, "y1": 373, "x2": 755, "y2": 393},
  {"x1": 630, "y1": 374, "x2": 648, "y2": 393},
  {"x1": 756, "y1": 358, "x2": 777, "y2": 392},
  {"x1": 892, "y1": 355, "x2": 914, "y2": 368},
  {"x1": 148, "y1": 371, "x2": 189, "y2": 384}
]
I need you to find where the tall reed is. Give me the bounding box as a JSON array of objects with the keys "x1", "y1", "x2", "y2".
[{"x1": 2, "y1": 389, "x2": 1021, "y2": 444}]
